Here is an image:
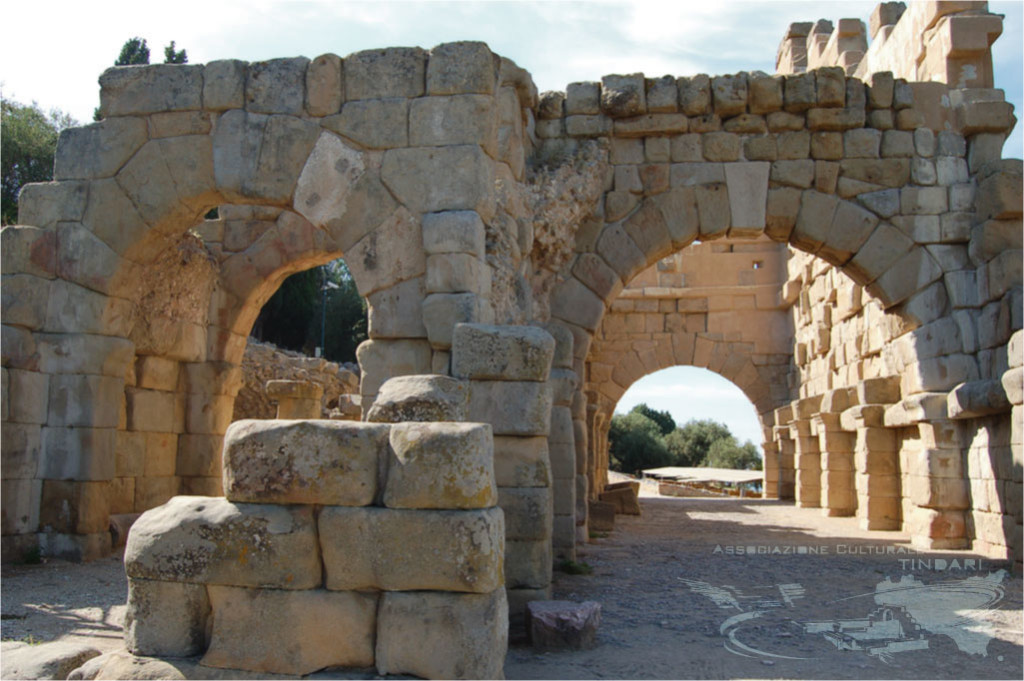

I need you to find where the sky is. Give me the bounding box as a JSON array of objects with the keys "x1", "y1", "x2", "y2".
[{"x1": 2, "y1": 0, "x2": 1021, "y2": 451}]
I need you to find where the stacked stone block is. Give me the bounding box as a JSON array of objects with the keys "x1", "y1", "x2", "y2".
[
  {"x1": 265, "y1": 379, "x2": 323, "y2": 418},
  {"x1": 451, "y1": 323, "x2": 556, "y2": 623},
  {"x1": 813, "y1": 387, "x2": 858, "y2": 516},
  {"x1": 124, "y1": 418, "x2": 507, "y2": 679},
  {"x1": 791, "y1": 395, "x2": 823, "y2": 508}
]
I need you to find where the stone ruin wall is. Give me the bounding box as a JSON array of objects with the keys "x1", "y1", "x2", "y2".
[{"x1": 0, "y1": 1, "x2": 1021, "y2": 675}]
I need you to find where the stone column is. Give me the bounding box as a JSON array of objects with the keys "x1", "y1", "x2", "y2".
[
  {"x1": 452, "y1": 323, "x2": 556, "y2": 625},
  {"x1": 814, "y1": 387, "x2": 857, "y2": 517},
  {"x1": 843, "y1": 405, "x2": 900, "y2": 531},
  {"x1": 791, "y1": 396, "x2": 823, "y2": 508},
  {"x1": 772, "y1": 404, "x2": 795, "y2": 500},
  {"x1": 176, "y1": 362, "x2": 243, "y2": 498}
]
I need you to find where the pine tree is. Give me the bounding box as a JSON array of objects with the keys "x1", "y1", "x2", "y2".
[{"x1": 164, "y1": 41, "x2": 188, "y2": 64}]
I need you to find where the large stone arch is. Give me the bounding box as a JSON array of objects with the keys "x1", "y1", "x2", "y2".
[
  {"x1": 537, "y1": 64, "x2": 1019, "y2": 558},
  {"x1": 2, "y1": 44, "x2": 540, "y2": 560}
]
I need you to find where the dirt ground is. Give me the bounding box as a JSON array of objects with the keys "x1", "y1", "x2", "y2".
[{"x1": 2, "y1": 482, "x2": 1022, "y2": 680}]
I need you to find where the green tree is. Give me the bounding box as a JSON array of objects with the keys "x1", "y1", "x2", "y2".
[
  {"x1": 665, "y1": 418, "x2": 734, "y2": 467},
  {"x1": 704, "y1": 437, "x2": 762, "y2": 470},
  {"x1": 115, "y1": 37, "x2": 150, "y2": 66},
  {"x1": 1, "y1": 97, "x2": 76, "y2": 224},
  {"x1": 163, "y1": 41, "x2": 188, "y2": 64},
  {"x1": 250, "y1": 259, "x2": 367, "y2": 364},
  {"x1": 608, "y1": 411, "x2": 673, "y2": 475},
  {"x1": 629, "y1": 403, "x2": 676, "y2": 436}
]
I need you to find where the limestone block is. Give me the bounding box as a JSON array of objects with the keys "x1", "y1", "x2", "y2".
[
  {"x1": 765, "y1": 187, "x2": 801, "y2": 241},
  {"x1": 344, "y1": 47, "x2": 426, "y2": 100},
  {"x1": 125, "y1": 387, "x2": 177, "y2": 432},
  {"x1": 549, "y1": 368, "x2": 578, "y2": 407},
  {"x1": 125, "y1": 496, "x2": 321, "y2": 588},
  {"x1": 385, "y1": 422, "x2": 496, "y2": 510},
  {"x1": 322, "y1": 98, "x2": 409, "y2": 149},
  {"x1": 451, "y1": 323, "x2": 555, "y2": 382},
  {"x1": 203, "y1": 586, "x2": 376, "y2": 676},
  {"x1": 425, "y1": 41, "x2": 497, "y2": 96},
  {"x1": 1, "y1": 479, "x2": 41, "y2": 534},
  {"x1": 724, "y1": 162, "x2": 769, "y2": 235},
  {"x1": 499, "y1": 487, "x2": 553, "y2": 541},
  {"x1": 550, "y1": 278, "x2": 606, "y2": 332},
  {"x1": 572, "y1": 253, "x2": 623, "y2": 302},
  {"x1": 178, "y1": 362, "x2": 243, "y2": 397},
  {"x1": 506, "y1": 538, "x2": 553, "y2": 588},
  {"x1": 0, "y1": 273, "x2": 49, "y2": 329},
  {"x1": 1004, "y1": 368, "x2": 1023, "y2": 405},
  {"x1": 678, "y1": 75, "x2": 711, "y2": 115},
  {"x1": 845, "y1": 223, "x2": 914, "y2": 284},
  {"x1": 784, "y1": 73, "x2": 816, "y2": 112},
  {"x1": 382, "y1": 145, "x2": 494, "y2": 219},
  {"x1": 222, "y1": 420, "x2": 388, "y2": 505},
  {"x1": 702, "y1": 132, "x2": 740, "y2": 162},
  {"x1": 565, "y1": 114, "x2": 611, "y2": 137},
  {"x1": 694, "y1": 183, "x2": 730, "y2": 240},
  {"x1": 203, "y1": 59, "x2": 246, "y2": 111},
  {"x1": 468, "y1": 380, "x2": 552, "y2": 436},
  {"x1": 320, "y1": 506, "x2": 504, "y2": 592},
  {"x1": 44, "y1": 374, "x2": 121, "y2": 429},
  {"x1": 54, "y1": 117, "x2": 148, "y2": 181},
  {"x1": 1, "y1": 641, "x2": 102, "y2": 680},
  {"x1": 4, "y1": 369, "x2": 48, "y2": 425},
  {"x1": 748, "y1": 75, "x2": 783, "y2": 114},
  {"x1": 745, "y1": 136, "x2": 777, "y2": 161},
  {"x1": 39, "y1": 480, "x2": 110, "y2": 534},
  {"x1": 376, "y1": 589, "x2": 508, "y2": 680},
  {"x1": 99, "y1": 64, "x2": 203, "y2": 116},
  {"x1": 820, "y1": 199, "x2": 879, "y2": 264},
  {"x1": 245, "y1": 58, "x2": 309, "y2": 115},
  {"x1": 422, "y1": 210, "x2": 485, "y2": 257},
  {"x1": 908, "y1": 475, "x2": 969, "y2": 510},
  {"x1": 367, "y1": 374, "x2": 468, "y2": 423},
  {"x1": 291, "y1": 132, "x2": 366, "y2": 231},
  {"x1": 426, "y1": 253, "x2": 489, "y2": 293},
  {"x1": 601, "y1": 74, "x2": 645, "y2": 118},
  {"x1": 711, "y1": 73, "x2": 747, "y2": 117},
  {"x1": 367, "y1": 277, "x2": 428, "y2": 339},
  {"x1": 780, "y1": 130, "x2": 812, "y2": 159},
  {"x1": 790, "y1": 190, "x2": 838, "y2": 252},
  {"x1": 947, "y1": 379, "x2": 1011, "y2": 418},
  {"x1": 346, "y1": 208, "x2": 426, "y2": 298},
  {"x1": 493, "y1": 436, "x2": 552, "y2": 488},
  {"x1": 305, "y1": 53, "x2": 343, "y2": 116},
  {"x1": 908, "y1": 448, "x2": 964, "y2": 479},
  {"x1": 614, "y1": 114, "x2": 687, "y2": 137},
  {"x1": 422, "y1": 293, "x2": 491, "y2": 350},
  {"x1": 527, "y1": 600, "x2": 601, "y2": 652},
  {"x1": 410, "y1": 94, "x2": 497, "y2": 154},
  {"x1": 1, "y1": 423, "x2": 41, "y2": 479},
  {"x1": 124, "y1": 578, "x2": 209, "y2": 657},
  {"x1": 771, "y1": 159, "x2": 815, "y2": 188},
  {"x1": 566, "y1": 82, "x2": 600, "y2": 115}
]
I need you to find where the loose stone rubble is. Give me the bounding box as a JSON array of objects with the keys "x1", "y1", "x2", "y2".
[{"x1": 0, "y1": 2, "x2": 1021, "y2": 677}]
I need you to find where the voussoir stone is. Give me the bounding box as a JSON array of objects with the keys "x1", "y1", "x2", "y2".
[
  {"x1": 451, "y1": 323, "x2": 556, "y2": 381},
  {"x1": 384, "y1": 421, "x2": 497, "y2": 509},
  {"x1": 376, "y1": 588, "x2": 508, "y2": 680},
  {"x1": 201, "y1": 586, "x2": 377, "y2": 676},
  {"x1": 125, "y1": 496, "x2": 321, "y2": 588},
  {"x1": 320, "y1": 505, "x2": 504, "y2": 593},
  {"x1": 221, "y1": 419, "x2": 389, "y2": 505},
  {"x1": 366, "y1": 374, "x2": 469, "y2": 423}
]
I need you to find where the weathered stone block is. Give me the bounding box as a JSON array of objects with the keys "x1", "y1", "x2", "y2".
[
  {"x1": 711, "y1": 73, "x2": 747, "y2": 117},
  {"x1": 54, "y1": 118, "x2": 148, "y2": 181},
  {"x1": 506, "y1": 538, "x2": 553, "y2": 588},
  {"x1": 356, "y1": 338, "x2": 434, "y2": 397},
  {"x1": 202, "y1": 586, "x2": 377, "y2": 676},
  {"x1": 422, "y1": 293, "x2": 491, "y2": 350},
  {"x1": 323, "y1": 98, "x2": 409, "y2": 149},
  {"x1": 427, "y1": 41, "x2": 498, "y2": 95},
  {"x1": 320, "y1": 506, "x2": 504, "y2": 592},
  {"x1": 452, "y1": 323, "x2": 555, "y2": 382},
  {"x1": 124, "y1": 578, "x2": 210, "y2": 657},
  {"x1": 367, "y1": 374, "x2": 468, "y2": 423},
  {"x1": 493, "y1": 436, "x2": 552, "y2": 488},
  {"x1": 376, "y1": 589, "x2": 508, "y2": 680},
  {"x1": 410, "y1": 94, "x2": 497, "y2": 153},
  {"x1": 305, "y1": 53, "x2": 343, "y2": 116},
  {"x1": 345, "y1": 47, "x2": 427, "y2": 100},
  {"x1": 499, "y1": 486, "x2": 553, "y2": 541},
  {"x1": 385, "y1": 422, "x2": 496, "y2": 510},
  {"x1": 468, "y1": 380, "x2": 552, "y2": 436},
  {"x1": 426, "y1": 252, "x2": 489, "y2": 293},
  {"x1": 422, "y1": 210, "x2": 486, "y2": 257},
  {"x1": 382, "y1": 145, "x2": 495, "y2": 218},
  {"x1": 222, "y1": 420, "x2": 388, "y2": 505},
  {"x1": 203, "y1": 59, "x2": 246, "y2": 111},
  {"x1": 601, "y1": 74, "x2": 645, "y2": 118},
  {"x1": 245, "y1": 58, "x2": 309, "y2": 115},
  {"x1": 125, "y1": 496, "x2": 321, "y2": 588},
  {"x1": 99, "y1": 64, "x2": 203, "y2": 116},
  {"x1": 528, "y1": 600, "x2": 601, "y2": 651}
]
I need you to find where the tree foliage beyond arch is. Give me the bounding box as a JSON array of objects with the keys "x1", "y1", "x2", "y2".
[{"x1": 609, "y1": 415, "x2": 762, "y2": 474}]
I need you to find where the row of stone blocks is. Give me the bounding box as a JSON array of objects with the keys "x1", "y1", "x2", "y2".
[{"x1": 124, "y1": 418, "x2": 508, "y2": 679}]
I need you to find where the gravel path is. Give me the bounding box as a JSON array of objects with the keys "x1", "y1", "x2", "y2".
[{"x1": 2, "y1": 490, "x2": 1021, "y2": 680}]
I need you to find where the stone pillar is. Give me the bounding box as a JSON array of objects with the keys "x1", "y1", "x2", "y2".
[
  {"x1": 903, "y1": 419, "x2": 970, "y2": 550},
  {"x1": 814, "y1": 413, "x2": 856, "y2": 516},
  {"x1": 126, "y1": 356, "x2": 185, "y2": 517},
  {"x1": 1002, "y1": 330, "x2": 1023, "y2": 569},
  {"x1": 844, "y1": 405, "x2": 901, "y2": 531},
  {"x1": 772, "y1": 404, "x2": 795, "y2": 500},
  {"x1": 267, "y1": 379, "x2": 323, "y2": 419},
  {"x1": 791, "y1": 396, "x2": 823, "y2": 508},
  {"x1": 451, "y1": 323, "x2": 556, "y2": 625},
  {"x1": 761, "y1": 440, "x2": 780, "y2": 499}
]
